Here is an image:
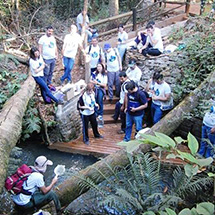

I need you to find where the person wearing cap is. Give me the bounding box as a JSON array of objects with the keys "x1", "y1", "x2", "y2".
[
  {"x1": 38, "y1": 25, "x2": 58, "y2": 86},
  {"x1": 117, "y1": 24, "x2": 128, "y2": 63},
  {"x1": 198, "y1": 104, "x2": 215, "y2": 158},
  {"x1": 151, "y1": 73, "x2": 172, "y2": 124},
  {"x1": 139, "y1": 22, "x2": 163, "y2": 57},
  {"x1": 104, "y1": 43, "x2": 122, "y2": 101},
  {"x1": 126, "y1": 59, "x2": 142, "y2": 85},
  {"x1": 60, "y1": 24, "x2": 86, "y2": 84},
  {"x1": 13, "y1": 156, "x2": 61, "y2": 214}
]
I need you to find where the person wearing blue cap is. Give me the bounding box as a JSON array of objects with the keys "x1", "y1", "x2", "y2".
[
  {"x1": 104, "y1": 43, "x2": 122, "y2": 101},
  {"x1": 198, "y1": 103, "x2": 215, "y2": 158}
]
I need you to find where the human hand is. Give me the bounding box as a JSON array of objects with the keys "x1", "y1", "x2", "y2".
[
  {"x1": 211, "y1": 127, "x2": 215, "y2": 133},
  {"x1": 52, "y1": 175, "x2": 58, "y2": 185},
  {"x1": 95, "y1": 103, "x2": 99, "y2": 108},
  {"x1": 120, "y1": 106, "x2": 124, "y2": 112},
  {"x1": 130, "y1": 107, "x2": 136, "y2": 112},
  {"x1": 124, "y1": 108, "x2": 127, "y2": 114}
]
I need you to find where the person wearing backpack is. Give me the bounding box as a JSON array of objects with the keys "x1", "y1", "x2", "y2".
[
  {"x1": 85, "y1": 37, "x2": 104, "y2": 79},
  {"x1": 104, "y1": 43, "x2": 122, "y2": 102},
  {"x1": 123, "y1": 81, "x2": 148, "y2": 142},
  {"x1": 78, "y1": 83, "x2": 103, "y2": 145},
  {"x1": 12, "y1": 156, "x2": 61, "y2": 215}
]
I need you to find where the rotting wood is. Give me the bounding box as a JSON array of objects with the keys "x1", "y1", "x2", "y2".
[
  {"x1": 0, "y1": 75, "x2": 36, "y2": 193},
  {"x1": 56, "y1": 70, "x2": 215, "y2": 206}
]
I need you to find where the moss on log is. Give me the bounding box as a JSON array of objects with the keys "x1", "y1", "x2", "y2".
[
  {"x1": 56, "y1": 70, "x2": 215, "y2": 206},
  {"x1": 0, "y1": 75, "x2": 36, "y2": 193}
]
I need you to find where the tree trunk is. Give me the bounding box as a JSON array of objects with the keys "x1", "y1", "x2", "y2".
[
  {"x1": 0, "y1": 75, "x2": 36, "y2": 193},
  {"x1": 109, "y1": 0, "x2": 119, "y2": 17},
  {"x1": 56, "y1": 70, "x2": 215, "y2": 206}
]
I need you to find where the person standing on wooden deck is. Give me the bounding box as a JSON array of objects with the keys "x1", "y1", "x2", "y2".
[
  {"x1": 198, "y1": 104, "x2": 215, "y2": 158},
  {"x1": 79, "y1": 83, "x2": 103, "y2": 145},
  {"x1": 117, "y1": 24, "x2": 128, "y2": 63},
  {"x1": 123, "y1": 81, "x2": 148, "y2": 142},
  {"x1": 38, "y1": 25, "x2": 58, "y2": 87},
  {"x1": 104, "y1": 43, "x2": 122, "y2": 102}
]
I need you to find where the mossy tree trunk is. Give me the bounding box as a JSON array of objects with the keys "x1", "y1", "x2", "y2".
[
  {"x1": 0, "y1": 75, "x2": 36, "y2": 193},
  {"x1": 56, "y1": 70, "x2": 215, "y2": 206}
]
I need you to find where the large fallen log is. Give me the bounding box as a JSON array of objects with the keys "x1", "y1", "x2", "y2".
[
  {"x1": 56, "y1": 70, "x2": 215, "y2": 206},
  {"x1": 0, "y1": 75, "x2": 36, "y2": 193}
]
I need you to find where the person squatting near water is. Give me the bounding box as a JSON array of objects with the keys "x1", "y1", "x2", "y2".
[
  {"x1": 78, "y1": 82, "x2": 104, "y2": 145},
  {"x1": 13, "y1": 156, "x2": 62, "y2": 215}
]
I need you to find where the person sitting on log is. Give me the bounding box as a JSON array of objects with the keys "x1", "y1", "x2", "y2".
[
  {"x1": 29, "y1": 47, "x2": 63, "y2": 105},
  {"x1": 13, "y1": 156, "x2": 62, "y2": 215},
  {"x1": 198, "y1": 103, "x2": 215, "y2": 158},
  {"x1": 139, "y1": 22, "x2": 163, "y2": 57},
  {"x1": 151, "y1": 72, "x2": 173, "y2": 124}
]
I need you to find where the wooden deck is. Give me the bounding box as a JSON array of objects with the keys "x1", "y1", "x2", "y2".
[{"x1": 49, "y1": 123, "x2": 130, "y2": 157}]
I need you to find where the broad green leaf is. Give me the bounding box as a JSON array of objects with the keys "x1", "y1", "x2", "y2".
[
  {"x1": 174, "y1": 136, "x2": 185, "y2": 144},
  {"x1": 166, "y1": 154, "x2": 177, "y2": 159},
  {"x1": 178, "y1": 208, "x2": 192, "y2": 215},
  {"x1": 190, "y1": 208, "x2": 198, "y2": 215},
  {"x1": 155, "y1": 132, "x2": 176, "y2": 148},
  {"x1": 208, "y1": 172, "x2": 215, "y2": 177},
  {"x1": 197, "y1": 157, "x2": 213, "y2": 167},
  {"x1": 141, "y1": 134, "x2": 169, "y2": 147},
  {"x1": 152, "y1": 146, "x2": 164, "y2": 152},
  {"x1": 165, "y1": 208, "x2": 177, "y2": 215},
  {"x1": 188, "y1": 132, "x2": 199, "y2": 155},
  {"x1": 126, "y1": 140, "x2": 142, "y2": 153},
  {"x1": 159, "y1": 212, "x2": 168, "y2": 215},
  {"x1": 177, "y1": 150, "x2": 199, "y2": 164},
  {"x1": 142, "y1": 212, "x2": 156, "y2": 215},
  {"x1": 184, "y1": 164, "x2": 198, "y2": 177},
  {"x1": 196, "y1": 202, "x2": 214, "y2": 215}
]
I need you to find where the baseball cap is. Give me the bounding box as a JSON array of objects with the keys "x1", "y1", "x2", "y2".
[
  {"x1": 104, "y1": 43, "x2": 111, "y2": 50},
  {"x1": 128, "y1": 59, "x2": 136, "y2": 67},
  {"x1": 34, "y1": 156, "x2": 53, "y2": 173}
]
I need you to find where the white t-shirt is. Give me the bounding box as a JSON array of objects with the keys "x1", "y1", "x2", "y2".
[
  {"x1": 95, "y1": 73, "x2": 107, "y2": 86},
  {"x1": 105, "y1": 48, "x2": 120, "y2": 72},
  {"x1": 119, "y1": 79, "x2": 129, "y2": 104},
  {"x1": 13, "y1": 172, "x2": 45, "y2": 206},
  {"x1": 76, "y1": 13, "x2": 90, "y2": 31},
  {"x1": 203, "y1": 112, "x2": 215, "y2": 128},
  {"x1": 63, "y1": 33, "x2": 83, "y2": 59},
  {"x1": 126, "y1": 66, "x2": 142, "y2": 84},
  {"x1": 80, "y1": 92, "x2": 96, "y2": 116},
  {"x1": 86, "y1": 45, "x2": 104, "y2": 69},
  {"x1": 38, "y1": 35, "x2": 57, "y2": 60},
  {"x1": 118, "y1": 31, "x2": 128, "y2": 47},
  {"x1": 29, "y1": 56, "x2": 44, "y2": 77},
  {"x1": 152, "y1": 81, "x2": 171, "y2": 106},
  {"x1": 147, "y1": 27, "x2": 163, "y2": 53}
]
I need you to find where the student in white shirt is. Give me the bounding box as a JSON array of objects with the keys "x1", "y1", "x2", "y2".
[
  {"x1": 38, "y1": 26, "x2": 58, "y2": 86},
  {"x1": 60, "y1": 25, "x2": 86, "y2": 84},
  {"x1": 29, "y1": 47, "x2": 62, "y2": 104},
  {"x1": 117, "y1": 24, "x2": 128, "y2": 63},
  {"x1": 79, "y1": 83, "x2": 103, "y2": 145},
  {"x1": 139, "y1": 23, "x2": 163, "y2": 56},
  {"x1": 91, "y1": 63, "x2": 107, "y2": 123}
]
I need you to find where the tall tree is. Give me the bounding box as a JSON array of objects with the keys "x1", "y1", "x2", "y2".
[{"x1": 109, "y1": 0, "x2": 119, "y2": 17}]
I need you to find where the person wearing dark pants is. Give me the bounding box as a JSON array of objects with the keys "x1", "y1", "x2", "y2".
[
  {"x1": 139, "y1": 22, "x2": 163, "y2": 57},
  {"x1": 79, "y1": 83, "x2": 103, "y2": 145},
  {"x1": 13, "y1": 156, "x2": 62, "y2": 215},
  {"x1": 29, "y1": 47, "x2": 62, "y2": 104}
]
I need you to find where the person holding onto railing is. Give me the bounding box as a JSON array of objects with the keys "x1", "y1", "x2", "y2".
[
  {"x1": 139, "y1": 22, "x2": 163, "y2": 56},
  {"x1": 76, "y1": 10, "x2": 98, "y2": 42},
  {"x1": 117, "y1": 24, "x2": 128, "y2": 63}
]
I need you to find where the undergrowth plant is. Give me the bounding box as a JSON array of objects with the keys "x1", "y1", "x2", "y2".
[{"x1": 76, "y1": 153, "x2": 212, "y2": 214}]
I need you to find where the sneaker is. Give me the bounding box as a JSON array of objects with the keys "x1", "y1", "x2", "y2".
[
  {"x1": 117, "y1": 130, "x2": 125, "y2": 134},
  {"x1": 95, "y1": 135, "x2": 104, "y2": 139},
  {"x1": 84, "y1": 141, "x2": 90, "y2": 145},
  {"x1": 98, "y1": 124, "x2": 103, "y2": 128}
]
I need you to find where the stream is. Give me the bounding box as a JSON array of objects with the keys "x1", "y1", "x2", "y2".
[{"x1": 0, "y1": 140, "x2": 98, "y2": 214}]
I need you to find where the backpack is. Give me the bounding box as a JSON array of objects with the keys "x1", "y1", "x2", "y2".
[
  {"x1": 5, "y1": 164, "x2": 33, "y2": 195},
  {"x1": 77, "y1": 95, "x2": 84, "y2": 113}
]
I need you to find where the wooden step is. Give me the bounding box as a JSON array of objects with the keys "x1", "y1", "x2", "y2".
[
  {"x1": 103, "y1": 103, "x2": 116, "y2": 114},
  {"x1": 103, "y1": 114, "x2": 120, "y2": 124},
  {"x1": 103, "y1": 96, "x2": 119, "y2": 104}
]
